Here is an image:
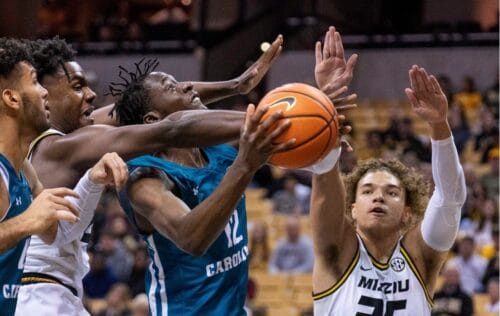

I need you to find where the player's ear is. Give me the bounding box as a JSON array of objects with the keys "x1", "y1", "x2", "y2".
[
  {"x1": 143, "y1": 111, "x2": 160, "y2": 124},
  {"x1": 351, "y1": 203, "x2": 357, "y2": 220},
  {"x1": 1, "y1": 88, "x2": 21, "y2": 111}
]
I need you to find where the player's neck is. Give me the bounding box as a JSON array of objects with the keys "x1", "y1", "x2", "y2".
[
  {"x1": 0, "y1": 118, "x2": 34, "y2": 172},
  {"x1": 358, "y1": 229, "x2": 400, "y2": 263},
  {"x1": 157, "y1": 147, "x2": 208, "y2": 168}
]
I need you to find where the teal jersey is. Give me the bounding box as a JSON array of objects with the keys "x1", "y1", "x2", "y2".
[
  {"x1": 0, "y1": 154, "x2": 32, "y2": 316},
  {"x1": 119, "y1": 145, "x2": 248, "y2": 316}
]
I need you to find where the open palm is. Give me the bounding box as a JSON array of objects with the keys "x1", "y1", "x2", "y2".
[
  {"x1": 236, "y1": 35, "x2": 283, "y2": 95},
  {"x1": 315, "y1": 27, "x2": 358, "y2": 95},
  {"x1": 405, "y1": 66, "x2": 448, "y2": 124}
]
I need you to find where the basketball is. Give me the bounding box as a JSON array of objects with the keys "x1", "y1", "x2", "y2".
[{"x1": 258, "y1": 83, "x2": 339, "y2": 169}]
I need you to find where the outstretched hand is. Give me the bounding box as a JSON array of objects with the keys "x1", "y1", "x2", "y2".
[
  {"x1": 315, "y1": 26, "x2": 358, "y2": 96},
  {"x1": 236, "y1": 104, "x2": 295, "y2": 171},
  {"x1": 235, "y1": 35, "x2": 283, "y2": 95},
  {"x1": 89, "y1": 152, "x2": 128, "y2": 191},
  {"x1": 405, "y1": 65, "x2": 448, "y2": 124}
]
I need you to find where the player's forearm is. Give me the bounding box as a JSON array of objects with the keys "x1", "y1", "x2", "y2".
[
  {"x1": 0, "y1": 214, "x2": 32, "y2": 253},
  {"x1": 50, "y1": 171, "x2": 104, "y2": 247},
  {"x1": 188, "y1": 80, "x2": 239, "y2": 105},
  {"x1": 176, "y1": 161, "x2": 254, "y2": 255},
  {"x1": 421, "y1": 135, "x2": 466, "y2": 251},
  {"x1": 311, "y1": 163, "x2": 348, "y2": 250},
  {"x1": 157, "y1": 109, "x2": 243, "y2": 147}
]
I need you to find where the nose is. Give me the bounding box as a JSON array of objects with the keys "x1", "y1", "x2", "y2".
[
  {"x1": 180, "y1": 82, "x2": 193, "y2": 93},
  {"x1": 40, "y1": 85, "x2": 48, "y2": 100},
  {"x1": 85, "y1": 87, "x2": 97, "y2": 104},
  {"x1": 372, "y1": 189, "x2": 384, "y2": 203}
]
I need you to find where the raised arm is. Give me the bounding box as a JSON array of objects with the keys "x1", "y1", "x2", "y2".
[
  {"x1": 35, "y1": 109, "x2": 244, "y2": 187},
  {"x1": 187, "y1": 35, "x2": 283, "y2": 105},
  {"x1": 403, "y1": 66, "x2": 466, "y2": 290},
  {"x1": 127, "y1": 105, "x2": 293, "y2": 255}
]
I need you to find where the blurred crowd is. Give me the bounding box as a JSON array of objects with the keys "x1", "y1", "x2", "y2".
[{"x1": 35, "y1": 0, "x2": 192, "y2": 42}]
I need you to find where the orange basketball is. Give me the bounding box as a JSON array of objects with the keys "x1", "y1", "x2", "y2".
[{"x1": 258, "y1": 83, "x2": 339, "y2": 169}]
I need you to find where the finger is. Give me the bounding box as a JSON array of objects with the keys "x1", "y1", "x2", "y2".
[
  {"x1": 249, "y1": 104, "x2": 269, "y2": 134},
  {"x1": 408, "y1": 66, "x2": 419, "y2": 91},
  {"x1": 265, "y1": 34, "x2": 283, "y2": 62},
  {"x1": 315, "y1": 41, "x2": 322, "y2": 64},
  {"x1": 332, "y1": 93, "x2": 357, "y2": 106},
  {"x1": 335, "y1": 104, "x2": 358, "y2": 112},
  {"x1": 263, "y1": 119, "x2": 290, "y2": 144},
  {"x1": 323, "y1": 29, "x2": 330, "y2": 58},
  {"x1": 326, "y1": 85, "x2": 348, "y2": 100},
  {"x1": 339, "y1": 125, "x2": 352, "y2": 135},
  {"x1": 420, "y1": 68, "x2": 433, "y2": 92},
  {"x1": 329, "y1": 28, "x2": 337, "y2": 58},
  {"x1": 346, "y1": 54, "x2": 358, "y2": 72},
  {"x1": 414, "y1": 67, "x2": 426, "y2": 92},
  {"x1": 405, "y1": 88, "x2": 420, "y2": 108},
  {"x1": 50, "y1": 195, "x2": 80, "y2": 217},
  {"x1": 109, "y1": 156, "x2": 128, "y2": 189},
  {"x1": 271, "y1": 138, "x2": 296, "y2": 154},
  {"x1": 47, "y1": 187, "x2": 80, "y2": 199},
  {"x1": 259, "y1": 110, "x2": 285, "y2": 132},
  {"x1": 341, "y1": 139, "x2": 353, "y2": 152},
  {"x1": 334, "y1": 31, "x2": 344, "y2": 60},
  {"x1": 55, "y1": 210, "x2": 79, "y2": 224},
  {"x1": 242, "y1": 104, "x2": 256, "y2": 136},
  {"x1": 429, "y1": 75, "x2": 441, "y2": 93}
]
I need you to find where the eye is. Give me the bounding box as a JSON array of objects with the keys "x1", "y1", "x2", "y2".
[
  {"x1": 389, "y1": 191, "x2": 399, "y2": 197},
  {"x1": 73, "y1": 84, "x2": 82, "y2": 90},
  {"x1": 362, "y1": 190, "x2": 372, "y2": 195}
]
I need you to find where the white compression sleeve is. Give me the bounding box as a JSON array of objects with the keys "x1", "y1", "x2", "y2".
[
  {"x1": 421, "y1": 136, "x2": 467, "y2": 251},
  {"x1": 51, "y1": 170, "x2": 104, "y2": 247}
]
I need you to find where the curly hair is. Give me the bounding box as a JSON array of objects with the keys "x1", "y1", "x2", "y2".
[
  {"x1": 0, "y1": 38, "x2": 33, "y2": 80},
  {"x1": 108, "y1": 58, "x2": 159, "y2": 126},
  {"x1": 344, "y1": 159, "x2": 430, "y2": 230},
  {"x1": 27, "y1": 36, "x2": 76, "y2": 82}
]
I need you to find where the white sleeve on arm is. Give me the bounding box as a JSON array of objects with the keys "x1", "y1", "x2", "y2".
[
  {"x1": 51, "y1": 170, "x2": 105, "y2": 247},
  {"x1": 421, "y1": 136, "x2": 467, "y2": 252}
]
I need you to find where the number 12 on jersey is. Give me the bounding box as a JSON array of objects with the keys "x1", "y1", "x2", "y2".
[{"x1": 224, "y1": 212, "x2": 243, "y2": 248}]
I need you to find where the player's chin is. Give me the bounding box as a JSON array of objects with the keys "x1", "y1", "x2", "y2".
[{"x1": 80, "y1": 116, "x2": 95, "y2": 127}]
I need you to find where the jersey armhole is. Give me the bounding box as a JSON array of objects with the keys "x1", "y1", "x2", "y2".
[
  {"x1": 400, "y1": 245, "x2": 434, "y2": 307},
  {"x1": 312, "y1": 240, "x2": 360, "y2": 301}
]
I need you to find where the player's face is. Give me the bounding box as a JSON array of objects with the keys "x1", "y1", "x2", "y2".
[
  {"x1": 351, "y1": 170, "x2": 410, "y2": 234},
  {"x1": 145, "y1": 72, "x2": 206, "y2": 118},
  {"x1": 41, "y1": 61, "x2": 96, "y2": 133},
  {"x1": 17, "y1": 62, "x2": 50, "y2": 134}
]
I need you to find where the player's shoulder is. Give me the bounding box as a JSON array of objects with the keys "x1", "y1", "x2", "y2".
[{"x1": 129, "y1": 166, "x2": 175, "y2": 191}]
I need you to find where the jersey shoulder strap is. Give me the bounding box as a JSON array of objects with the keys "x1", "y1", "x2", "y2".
[{"x1": 27, "y1": 128, "x2": 65, "y2": 161}]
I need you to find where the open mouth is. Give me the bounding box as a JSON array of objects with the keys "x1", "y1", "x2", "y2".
[
  {"x1": 81, "y1": 107, "x2": 94, "y2": 118},
  {"x1": 369, "y1": 207, "x2": 387, "y2": 215}
]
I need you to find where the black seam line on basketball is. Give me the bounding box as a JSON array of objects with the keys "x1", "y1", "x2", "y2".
[
  {"x1": 273, "y1": 115, "x2": 329, "y2": 148},
  {"x1": 275, "y1": 89, "x2": 334, "y2": 117}
]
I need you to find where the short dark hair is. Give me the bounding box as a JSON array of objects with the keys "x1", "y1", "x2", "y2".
[
  {"x1": 28, "y1": 36, "x2": 76, "y2": 82},
  {"x1": 108, "y1": 58, "x2": 159, "y2": 126},
  {"x1": 0, "y1": 38, "x2": 33, "y2": 80}
]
